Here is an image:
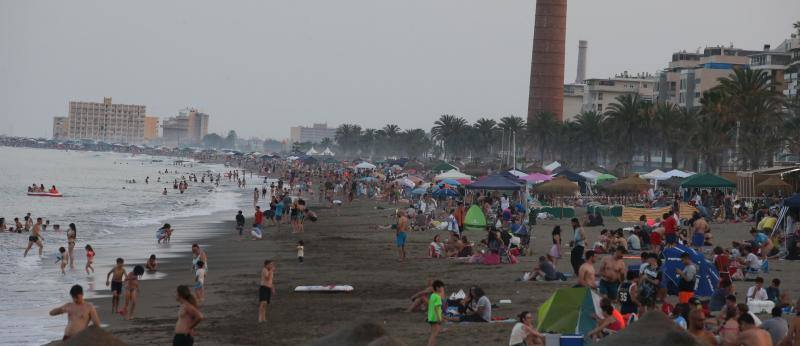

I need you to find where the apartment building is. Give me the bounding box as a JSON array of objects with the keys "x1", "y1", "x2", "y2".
[{"x1": 66, "y1": 97, "x2": 146, "y2": 144}]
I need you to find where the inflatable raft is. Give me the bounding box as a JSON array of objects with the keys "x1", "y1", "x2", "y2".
[{"x1": 27, "y1": 192, "x2": 62, "y2": 197}]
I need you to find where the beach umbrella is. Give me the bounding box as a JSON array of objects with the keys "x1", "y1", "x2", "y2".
[
  {"x1": 456, "y1": 178, "x2": 473, "y2": 185},
  {"x1": 355, "y1": 162, "x2": 376, "y2": 169},
  {"x1": 435, "y1": 169, "x2": 472, "y2": 181},
  {"x1": 607, "y1": 175, "x2": 651, "y2": 193},
  {"x1": 395, "y1": 178, "x2": 416, "y2": 188},
  {"x1": 432, "y1": 188, "x2": 458, "y2": 199},
  {"x1": 533, "y1": 176, "x2": 579, "y2": 195},
  {"x1": 757, "y1": 176, "x2": 793, "y2": 194},
  {"x1": 439, "y1": 178, "x2": 461, "y2": 186},
  {"x1": 411, "y1": 187, "x2": 428, "y2": 196},
  {"x1": 660, "y1": 245, "x2": 719, "y2": 297},
  {"x1": 641, "y1": 169, "x2": 668, "y2": 180}
]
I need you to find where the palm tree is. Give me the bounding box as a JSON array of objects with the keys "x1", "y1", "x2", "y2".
[
  {"x1": 473, "y1": 118, "x2": 498, "y2": 157},
  {"x1": 335, "y1": 124, "x2": 362, "y2": 157},
  {"x1": 604, "y1": 94, "x2": 645, "y2": 173},
  {"x1": 498, "y1": 115, "x2": 526, "y2": 166},
  {"x1": 431, "y1": 114, "x2": 468, "y2": 160},
  {"x1": 528, "y1": 111, "x2": 556, "y2": 162},
  {"x1": 573, "y1": 111, "x2": 605, "y2": 167},
  {"x1": 401, "y1": 129, "x2": 431, "y2": 159},
  {"x1": 714, "y1": 68, "x2": 784, "y2": 169},
  {"x1": 794, "y1": 21, "x2": 800, "y2": 36}
]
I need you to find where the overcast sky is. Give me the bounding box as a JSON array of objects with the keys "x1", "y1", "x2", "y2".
[{"x1": 1, "y1": 0, "x2": 798, "y2": 139}]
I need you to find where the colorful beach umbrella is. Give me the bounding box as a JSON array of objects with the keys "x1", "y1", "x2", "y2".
[{"x1": 537, "y1": 287, "x2": 602, "y2": 334}]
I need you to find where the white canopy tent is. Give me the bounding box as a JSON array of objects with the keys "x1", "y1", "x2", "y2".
[
  {"x1": 579, "y1": 170, "x2": 602, "y2": 182},
  {"x1": 640, "y1": 169, "x2": 669, "y2": 181},
  {"x1": 543, "y1": 161, "x2": 561, "y2": 173},
  {"x1": 435, "y1": 169, "x2": 472, "y2": 181},
  {"x1": 663, "y1": 169, "x2": 694, "y2": 178},
  {"x1": 305, "y1": 147, "x2": 319, "y2": 156},
  {"x1": 355, "y1": 162, "x2": 377, "y2": 169},
  {"x1": 321, "y1": 147, "x2": 335, "y2": 156}
]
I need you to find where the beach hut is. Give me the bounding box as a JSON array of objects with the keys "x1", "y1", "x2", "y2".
[
  {"x1": 463, "y1": 205, "x2": 487, "y2": 230},
  {"x1": 607, "y1": 175, "x2": 650, "y2": 193},
  {"x1": 660, "y1": 245, "x2": 719, "y2": 297},
  {"x1": 756, "y1": 175, "x2": 793, "y2": 194},
  {"x1": 537, "y1": 287, "x2": 602, "y2": 334},
  {"x1": 534, "y1": 176, "x2": 579, "y2": 195}
]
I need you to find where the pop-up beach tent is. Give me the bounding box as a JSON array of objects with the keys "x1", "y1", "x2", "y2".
[
  {"x1": 463, "y1": 205, "x2": 487, "y2": 231},
  {"x1": 660, "y1": 245, "x2": 720, "y2": 297},
  {"x1": 465, "y1": 174, "x2": 523, "y2": 191},
  {"x1": 537, "y1": 287, "x2": 602, "y2": 334}
]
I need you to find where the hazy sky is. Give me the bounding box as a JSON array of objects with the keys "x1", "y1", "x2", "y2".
[{"x1": 1, "y1": 0, "x2": 798, "y2": 139}]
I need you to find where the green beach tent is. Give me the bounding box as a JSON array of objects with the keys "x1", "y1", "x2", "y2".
[
  {"x1": 595, "y1": 173, "x2": 617, "y2": 184},
  {"x1": 680, "y1": 173, "x2": 735, "y2": 189},
  {"x1": 463, "y1": 205, "x2": 487, "y2": 231},
  {"x1": 537, "y1": 287, "x2": 602, "y2": 335}
]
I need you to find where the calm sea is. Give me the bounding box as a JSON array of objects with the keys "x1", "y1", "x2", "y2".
[{"x1": 0, "y1": 147, "x2": 250, "y2": 345}]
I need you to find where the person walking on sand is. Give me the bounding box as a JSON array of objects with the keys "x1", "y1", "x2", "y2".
[
  {"x1": 396, "y1": 210, "x2": 409, "y2": 262},
  {"x1": 49, "y1": 285, "x2": 101, "y2": 341},
  {"x1": 258, "y1": 260, "x2": 276, "y2": 323},
  {"x1": 23, "y1": 217, "x2": 45, "y2": 257},
  {"x1": 174, "y1": 285, "x2": 204, "y2": 346},
  {"x1": 598, "y1": 246, "x2": 627, "y2": 302},
  {"x1": 194, "y1": 261, "x2": 206, "y2": 305},
  {"x1": 235, "y1": 210, "x2": 245, "y2": 240},
  {"x1": 120, "y1": 265, "x2": 144, "y2": 320},
  {"x1": 106, "y1": 258, "x2": 126, "y2": 314},
  {"x1": 253, "y1": 187, "x2": 260, "y2": 208},
  {"x1": 427, "y1": 280, "x2": 445, "y2": 346}
]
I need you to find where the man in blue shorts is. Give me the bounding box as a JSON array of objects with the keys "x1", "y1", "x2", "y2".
[{"x1": 396, "y1": 210, "x2": 408, "y2": 262}]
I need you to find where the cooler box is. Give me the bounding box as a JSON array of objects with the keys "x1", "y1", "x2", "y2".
[
  {"x1": 543, "y1": 333, "x2": 561, "y2": 346},
  {"x1": 560, "y1": 334, "x2": 584, "y2": 346}
]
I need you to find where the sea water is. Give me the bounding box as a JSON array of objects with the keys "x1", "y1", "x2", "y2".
[{"x1": 0, "y1": 147, "x2": 250, "y2": 345}]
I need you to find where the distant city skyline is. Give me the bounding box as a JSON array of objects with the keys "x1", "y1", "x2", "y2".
[{"x1": 1, "y1": 0, "x2": 799, "y2": 139}]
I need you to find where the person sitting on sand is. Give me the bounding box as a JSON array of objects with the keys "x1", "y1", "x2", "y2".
[
  {"x1": 529, "y1": 255, "x2": 566, "y2": 281},
  {"x1": 454, "y1": 286, "x2": 492, "y2": 322},
  {"x1": 145, "y1": 254, "x2": 157, "y2": 272},
  {"x1": 429, "y1": 235, "x2": 446, "y2": 258},
  {"x1": 509, "y1": 311, "x2": 544, "y2": 346},
  {"x1": 49, "y1": 285, "x2": 101, "y2": 341},
  {"x1": 407, "y1": 278, "x2": 433, "y2": 312}
]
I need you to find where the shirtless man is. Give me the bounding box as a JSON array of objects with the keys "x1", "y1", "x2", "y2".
[
  {"x1": 174, "y1": 285, "x2": 204, "y2": 346},
  {"x1": 396, "y1": 210, "x2": 409, "y2": 262},
  {"x1": 578, "y1": 250, "x2": 598, "y2": 289},
  {"x1": 258, "y1": 260, "x2": 276, "y2": 323},
  {"x1": 23, "y1": 217, "x2": 45, "y2": 257},
  {"x1": 598, "y1": 246, "x2": 627, "y2": 302},
  {"x1": 690, "y1": 213, "x2": 710, "y2": 250},
  {"x1": 49, "y1": 285, "x2": 101, "y2": 341},
  {"x1": 105, "y1": 258, "x2": 126, "y2": 314},
  {"x1": 689, "y1": 310, "x2": 717, "y2": 345},
  {"x1": 731, "y1": 312, "x2": 772, "y2": 346}
]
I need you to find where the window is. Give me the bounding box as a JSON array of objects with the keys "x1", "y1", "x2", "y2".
[
  {"x1": 597, "y1": 104, "x2": 603, "y2": 112},
  {"x1": 598, "y1": 92, "x2": 604, "y2": 100}
]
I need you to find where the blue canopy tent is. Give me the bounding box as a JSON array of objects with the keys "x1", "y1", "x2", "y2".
[
  {"x1": 465, "y1": 175, "x2": 523, "y2": 191},
  {"x1": 660, "y1": 245, "x2": 720, "y2": 297},
  {"x1": 432, "y1": 188, "x2": 459, "y2": 199}
]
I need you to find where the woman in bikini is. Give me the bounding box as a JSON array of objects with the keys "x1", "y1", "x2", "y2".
[
  {"x1": 67, "y1": 223, "x2": 77, "y2": 269},
  {"x1": 120, "y1": 265, "x2": 144, "y2": 320},
  {"x1": 84, "y1": 244, "x2": 95, "y2": 274}
]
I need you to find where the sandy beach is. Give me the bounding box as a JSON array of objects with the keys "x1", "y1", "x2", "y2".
[{"x1": 73, "y1": 193, "x2": 797, "y2": 346}]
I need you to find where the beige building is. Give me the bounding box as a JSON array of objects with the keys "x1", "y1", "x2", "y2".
[
  {"x1": 66, "y1": 97, "x2": 146, "y2": 144},
  {"x1": 144, "y1": 116, "x2": 160, "y2": 141},
  {"x1": 562, "y1": 83, "x2": 585, "y2": 121},
  {"x1": 162, "y1": 108, "x2": 209, "y2": 146},
  {"x1": 52, "y1": 116, "x2": 69, "y2": 139},
  {"x1": 290, "y1": 123, "x2": 337, "y2": 143},
  {"x1": 655, "y1": 46, "x2": 758, "y2": 109},
  {"x1": 583, "y1": 73, "x2": 656, "y2": 113}
]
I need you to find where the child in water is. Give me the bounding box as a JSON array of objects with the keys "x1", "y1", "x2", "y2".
[
  {"x1": 57, "y1": 247, "x2": 68, "y2": 274},
  {"x1": 145, "y1": 254, "x2": 158, "y2": 272},
  {"x1": 195, "y1": 261, "x2": 206, "y2": 304},
  {"x1": 85, "y1": 245, "x2": 95, "y2": 274}
]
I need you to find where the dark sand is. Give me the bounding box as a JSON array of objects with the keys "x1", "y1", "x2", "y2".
[{"x1": 83, "y1": 197, "x2": 798, "y2": 346}]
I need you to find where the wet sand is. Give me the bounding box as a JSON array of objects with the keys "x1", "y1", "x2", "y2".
[{"x1": 85, "y1": 197, "x2": 797, "y2": 345}]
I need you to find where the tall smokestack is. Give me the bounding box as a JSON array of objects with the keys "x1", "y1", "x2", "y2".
[
  {"x1": 528, "y1": 0, "x2": 568, "y2": 123},
  {"x1": 575, "y1": 40, "x2": 587, "y2": 84}
]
